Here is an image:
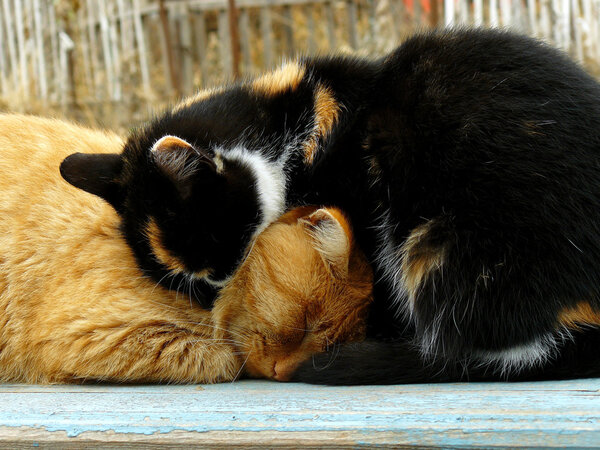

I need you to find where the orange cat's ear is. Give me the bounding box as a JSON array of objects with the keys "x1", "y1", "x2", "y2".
[
  {"x1": 302, "y1": 208, "x2": 351, "y2": 279},
  {"x1": 151, "y1": 135, "x2": 217, "y2": 198}
]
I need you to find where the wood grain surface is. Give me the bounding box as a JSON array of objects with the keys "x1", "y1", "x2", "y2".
[{"x1": 0, "y1": 379, "x2": 599, "y2": 448}]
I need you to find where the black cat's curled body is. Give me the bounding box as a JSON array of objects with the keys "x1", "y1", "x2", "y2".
[{"x1": 61, "y1": 28, "x2": 600, "y2": 383}]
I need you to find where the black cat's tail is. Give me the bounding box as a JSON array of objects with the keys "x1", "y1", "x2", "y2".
[
  {"x1": 291, "y1": 340, "x2": 462, "y2": 385},
  {"x1": 292, "y1": 329, "x2": 600, "y2": 385}
]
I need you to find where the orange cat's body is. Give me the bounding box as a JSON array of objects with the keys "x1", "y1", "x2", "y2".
[
  {"x1": 0, "y1": 114, "x2": 237, "y2": 383},
  {"x1": 0, "y1": 114, "x2": 373, "y2": 384}
]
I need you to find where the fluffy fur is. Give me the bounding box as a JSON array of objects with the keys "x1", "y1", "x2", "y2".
[
  {"x1": 0, "y1": 115, "x2": 372, "y2": 383},
  {"x1": 60, "y1": 28, "x2": 600, "y2": 383}
]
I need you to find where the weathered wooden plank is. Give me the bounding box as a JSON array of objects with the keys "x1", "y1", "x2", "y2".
[
  {"x1": 0, "y1": 379, "x2": 599, "y2": 447},
  {"x1": 219, "y1": 8, "x2": 233, "y2": 78}
]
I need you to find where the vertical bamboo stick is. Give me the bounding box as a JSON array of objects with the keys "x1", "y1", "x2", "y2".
[
  {"x1": 459, "y1": 0, "x2": 469, "y2": 24},
  {"x1": 77, "y1": 4, "x2": 93, "y2": 95},
  {"x1": 14, "y1": 0, "x2": 28, "y2": 97},
  {"x1": 474, "y1": 0, "x2": 484, "y2": 25},
  {"x1": 97, "y1": 0, "x2": 115, "y2": 99},
  {"x1": 48, "y1": 0, "x2": 60, "y2": 102},
  {"x1": 59, "y1": 31, "x2": 74, "y2": 109},
  {"x1": 445, "y1": 0, "x2": 455, "y2": 25},
  {"x1": 194, "y1": 10, "x2": 209, "y2": 86},
  {"x1": 368, "y1": 0, "x2": 377, "y2": 46},
  {"x1": 179, "y1": 4, "x2": 194, "y2": 92},
  {"x1": 260, "y1": 5, "x2": 274, "y2": 68},
  {"x1": 304, "y1": 4, "x2": 317, "y2": 53},
  {"x1": 227, "y1": 0, "x2": 241, "y2": 79},
  {"x1": 282, "y1": 5, "x2": 294, "y2": 56},
  {"x1": 33, "y1": 0, "x2": 47, "y2": 100},
  {"x1": 540, "y1": 0, "x2": 552, "y2": 38},
  {"x1": 108, "y1": 0, "x2": 122, "y2": 101},
  {"x1": 324, "y1": 1, "x2": 337, "y2": 51},
  {"x1": 561, "y1": 0, "x2": 571, "y2": 50},
  {"x1": 500, "y1": 0, "x2": 511, "y2": 26},
  {"x1": 87, "y1": 0, "x2": 103, "y2": 99},
  {"x1": 239, "y1": 8, "x2": 252, "y2": 73},
  {"x1": 132, "y1": 0, "x2": 151, "y2": 98},
  {"x1": 414, "y1": 0, "x2": 423, "y2": 24},
  {"x1": 219, "y1": 8, "x2": 232, "y2": 78},
  {"x1": 490, "y1": 0, "x2": 499, "y2": 27},
  {"x1": 571, "y1": 0, "x2": 583, "y2": 60},
  {"x1": 0, "y1": 1, "x2": 6, "y2": 96},
  {"x1": 527, "y1": 0, "x2": 538, "y2": 35},
  {"x1": 581, "y1": 0, "x2": 594, "y2": 56},
  {"x1": 347, "y1": 1, "x2": 358, "y2": 49},
  {"x1": 159, "y1": 0, "x2": 179, "y2": 95}
]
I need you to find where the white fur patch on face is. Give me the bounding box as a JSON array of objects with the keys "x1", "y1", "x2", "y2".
[{"x1": 217, "y1": 146, "x2": 287, "y2": 239}]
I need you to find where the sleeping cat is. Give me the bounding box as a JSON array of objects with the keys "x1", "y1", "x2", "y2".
[
  {"x1": 0, "y1": 114, "x2": 372, "y2": 383},
  {"x1": 61, "y1": 28, "x2": 600, "y2": 383}
]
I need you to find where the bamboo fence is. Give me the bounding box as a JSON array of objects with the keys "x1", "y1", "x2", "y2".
[{"x1": 0, "y1": 0, "x2": 599, "y2": 127}]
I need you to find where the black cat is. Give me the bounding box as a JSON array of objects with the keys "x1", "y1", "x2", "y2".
[{"x1": 61, "y1": 28, "x2": 600, "y2": 383}]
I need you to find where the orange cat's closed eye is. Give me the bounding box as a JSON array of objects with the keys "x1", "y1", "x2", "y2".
[{"x1": 213, "y1": 206, "x2": 374, "y2": 381}]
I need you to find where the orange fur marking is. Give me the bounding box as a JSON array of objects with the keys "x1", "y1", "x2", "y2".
[
  {"x1": 400, "y1": 221, "x2": 446, "y2": 307},
  {"x1": 252, "y1": 61, "x2": 306, "y2": 97},
  {"x1": 558, "y1": 302, "x2": 600, "y2": 329},
  {"x1": 172, "y1": 86, "x2": 226, "y2": 113},
  {"x1": 304, "y1": 85, "x2": 340, "y2": 164},
  {"x1": 145, "y1": 218, "x2": 188, "y2": 274},
  {"x1": 152, "y1": 136, "x2": 193, "y2": 153}
]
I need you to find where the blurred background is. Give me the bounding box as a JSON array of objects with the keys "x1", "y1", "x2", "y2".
[{"x1": 0, "y1": 0, "x2": 599, "y2": 131}]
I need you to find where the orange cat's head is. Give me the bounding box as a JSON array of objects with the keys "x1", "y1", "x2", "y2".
[{"x1": 213, "y1": 206, "x2": 374, "y2": 381}]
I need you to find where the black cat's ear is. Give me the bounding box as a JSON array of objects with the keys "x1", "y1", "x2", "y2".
[
  {"x1": 151, "y1": 135, "x2": 217, "y2": 199},
  {"x1": 60, "y1": 152, "x2": 125, "y2": 212},
  {"x1": 301, "y1": 208, "x2": 352, "y2": 279}
]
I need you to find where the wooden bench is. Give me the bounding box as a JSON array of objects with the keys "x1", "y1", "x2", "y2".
[{"x1": 0, "y1": 379, "x2": 598, "y2": 448}]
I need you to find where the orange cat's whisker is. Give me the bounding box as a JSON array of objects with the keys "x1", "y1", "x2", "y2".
[
  {"x1": 150, "y1": 271, "x2": 175, "y2": 296},
  {"x1": 232, "y1": 350, "x2": 252, "y2": 382}
]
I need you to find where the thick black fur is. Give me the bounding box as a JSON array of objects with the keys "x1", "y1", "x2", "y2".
[{"x1": 61, "y1": 28, "x2": 600, "y2": 383}]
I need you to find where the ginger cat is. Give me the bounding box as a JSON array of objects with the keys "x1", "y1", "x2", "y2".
[{"x1": 0, "y1": 114, "x2": 373, "y2": 383}]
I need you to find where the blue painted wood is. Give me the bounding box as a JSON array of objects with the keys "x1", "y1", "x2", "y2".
[{"x1": 0, "y1": 379, "x2": 599, "y2": 447}]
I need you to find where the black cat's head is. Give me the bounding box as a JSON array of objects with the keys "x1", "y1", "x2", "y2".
[
  {"x1": 59, "y1": 113, "x2": 271, "y2": 289},
  {"x1": 60, "y1": 65, "x2": 319, "y2": 289}
]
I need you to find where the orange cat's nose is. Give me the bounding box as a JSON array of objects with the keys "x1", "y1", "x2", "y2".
[{"x1": 272, "y1": 359, "x2": 300, "y2": 381}]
